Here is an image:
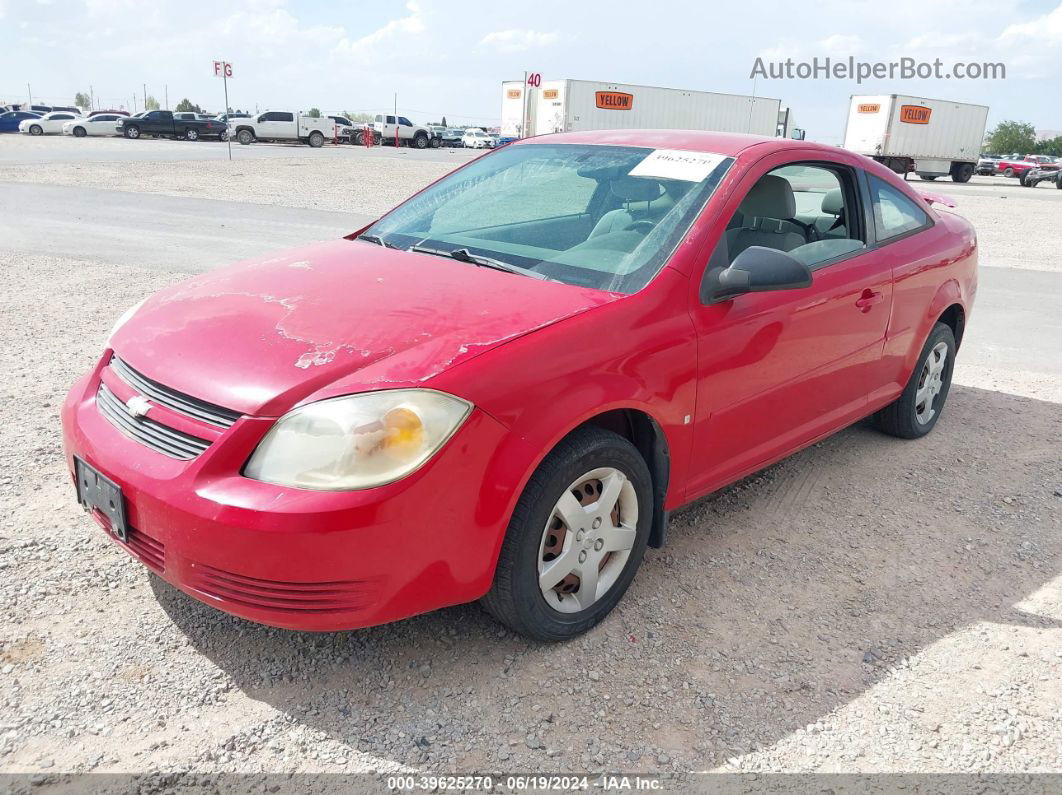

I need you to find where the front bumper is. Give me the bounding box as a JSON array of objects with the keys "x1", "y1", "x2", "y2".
[{"x1": 61, "y1": 353, "x2": 511, "y2": 631}]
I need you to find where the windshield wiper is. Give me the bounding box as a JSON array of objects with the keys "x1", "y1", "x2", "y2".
[
  {"x1": 356, "y1": 233, "x2": 401, "y2": 249},
  {"x1": 409, "y1": 245, "x2": 549, "y2": 280}
]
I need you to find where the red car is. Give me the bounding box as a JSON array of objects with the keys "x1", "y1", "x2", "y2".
[
  {"x1": 63, "y1": 131, "x2": 977, "y2": 640},
  {"x1": 996, "y1": 154, "x2": 1058, "y2": 178}
]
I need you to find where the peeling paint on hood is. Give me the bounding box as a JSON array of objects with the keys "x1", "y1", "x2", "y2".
[{"x1": 111, "y1": 239, "x2": 620, "y2": 416}]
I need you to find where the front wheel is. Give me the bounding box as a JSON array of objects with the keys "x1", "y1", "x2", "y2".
[
  {"x1": 236, "y1": 129, "x2": 254, "y2": 145},
  {"x1": 413, "y1": 133, "x2": 428, "y2": 149},
  {"x1": 219, "y1": 130, "x2": 229, "y2": 142},
  {"x1": 72, "y1": 126, "x2": 87, "y2": 138},
  {"x1": 481, "y1": 426, "x2": 652, "y2": 641},
  {"x1": 307, "y1": 131, "x2": 324, "y2": 148},
  {"x1": 874, "y1": 322, "x2": 956, "y2": 439},
  {"x1": 124, "y1": 126, "x2": 140, "y2": 139},
  {"x1": 29, "y1": 125, "x2": 43, "y2": 136},
  {"x1": 184, "y1": 128, "x2": 199, "y2": 141},
  {"x1": 1003, "y1": 167, "x2": 1015, "y2": 178}
]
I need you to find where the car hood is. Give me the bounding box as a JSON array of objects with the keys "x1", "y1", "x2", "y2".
[{"x1": 112, "y1": 238, "x2": 620, "y2": 417}]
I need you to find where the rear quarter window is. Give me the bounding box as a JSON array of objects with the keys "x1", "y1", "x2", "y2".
[{"x1": 870, "y1": 176, "x2": 931, "y2": 242}]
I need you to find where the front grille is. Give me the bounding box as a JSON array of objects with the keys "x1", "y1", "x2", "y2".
[
  {"x1": 110, "y1": 356, "x2": 241, "y2": 429},
  {"x1": 125, "y1": 527, "x2": 165, "y2": 573},
  {"x1": 96, "y1": 383, "x2": 211, "y2": 460},
  {"x1": 188, "y1": 564, "x2": 374, "y2": 615}
]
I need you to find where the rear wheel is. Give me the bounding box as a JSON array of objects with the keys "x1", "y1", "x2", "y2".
[
  {"x1": 184, "y1": 128, "x2": 199, "y2": 141},
  {"x1": 236, "y1": 129, "x2": 254, "y2": 145},
  {"x1": 430, "y1": 136, "x2": 441, "y2": 148},
  {"x1": 72, "y1": 126, "x2": 87, "y2": 137},
  {"x1": 307, "y1": 131, "x2": 324, "y2": 148},
  {"x1": 918, "y1": 173, "x2": 938, "y2": 181},
  {"x1": 1003, "y1": 167, "x2": 1015, "y2": 177},
  {"x1": 481, "y1": 426, "x2": 652, "y2": 641},
  {"x1": 951, "y1": 163, "x2": 974, "y2": 183},
  {"x1": 874, "y1": 322, "x2": 956, "y2": 439},
  {"x1": 29, "y1": 124, "x2": 43, "y2": 136}
]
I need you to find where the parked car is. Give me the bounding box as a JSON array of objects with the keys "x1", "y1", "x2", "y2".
[
  {"x1": 462, "y1": 128, "x2": 495, "y2": 148},
  {"x1": 117, "y1": 110, "x2": 228, "y2": 141},
  {"x1": 996, "y1": 154, "x2": 1058, "y2": 179},
  {"x1": 63, "y1": 130, "x2": 976, "y2": 640},
  {"x1": 229, "y1": 111, "x2": 334, "y2": 147},
  {"x1": 441, "y1": 127, "x2": 465, "y2": 146},
  {"x1": 64, "y1": 114, "x2": 124, "y2": 137},
  {"x1": 371, "y1": 113, "x2": 440, "y2": 148},
  {"x1": 88, "y1": 109, "x2": 129, "y2": 118},
  {"x1": 976, "y1": 155, "x2": 1002, "y2": 175},
  {"x1": 0, "y1": 110, "x2": 41, "y2": 133},
  {"x1": 215, "y1": 112, "x2": 251, "y2": 124},
  {"x1": 1020, "y1": 164, "x2": 1062, "y2": 188},
  {"x1": 19, "y1": 110, "x2": 81, "y2": 135}
]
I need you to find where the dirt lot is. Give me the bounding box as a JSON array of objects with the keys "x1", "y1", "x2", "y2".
[{"x1": 0, "y1": 135, "x2": 1059, "y2": 778}]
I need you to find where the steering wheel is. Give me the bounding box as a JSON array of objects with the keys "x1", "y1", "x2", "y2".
[{"x1": 623, "y1": 220, "x2": 656, "y2": 234}]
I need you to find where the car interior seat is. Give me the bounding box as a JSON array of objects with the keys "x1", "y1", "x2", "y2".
[
  {"x1": 725, "y1": 174, "x2": 807, "y2": 261},
  {"x1": 589, "y1": 177, "x2": 675, "y2": 238}
]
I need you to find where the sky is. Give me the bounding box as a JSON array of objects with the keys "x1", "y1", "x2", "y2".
[{"x1": 2, "y1": 0, "x2": 1060, "y2": 142}]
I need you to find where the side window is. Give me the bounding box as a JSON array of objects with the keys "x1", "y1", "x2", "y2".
[
  {"x1": 869, "y1": 176, "x2": 931, "y2": 242},
  {"x1": 711, "y1": 162, "x2": 865, "y2": 273},
  {"x1": 398, "y1": 117, "x2": 412, "y2": 127},
  {"x1": 386, "y1": 115, "x2": 396, "y2": 125},
  {"x1": 276, "y1": 112, "x2": 294, "y2": 122},
  {"x1": 257, "y1": 114, "x2": 268, "y2": 123},
  {"x1": 375, "y1": 114, "x2": 383, "y2": 123}
]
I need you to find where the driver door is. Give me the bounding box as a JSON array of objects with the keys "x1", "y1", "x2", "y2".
[{"x1": 685, "y1": 151, "x2": 894, "y2": 499}]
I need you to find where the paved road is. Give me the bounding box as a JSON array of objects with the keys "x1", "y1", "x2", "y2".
[
  {"x1": 0, "y1": 182, "x2": 369, "y2": 270},
  {"x1": 0, "y1": 134, "x2": 479, "y2": 166}
]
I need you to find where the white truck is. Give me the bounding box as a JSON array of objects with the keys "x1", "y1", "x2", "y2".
[
  {"x1": 230, "y1": 111, "x2": 335, "y2": 148},
  {"x1": 500, "y1": 78, "x2": 781, "y2": 138},
  {"x1": 370, "y1": 113, "x2": 441, "y2": 148},
  {"x1": 842, "y1": 94, "x2": 990, "y2": 183}
]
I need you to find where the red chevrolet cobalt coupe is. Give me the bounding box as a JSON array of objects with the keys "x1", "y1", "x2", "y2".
[{"x1": 63, "y1": 131, "x2": 976, "y2": 640}]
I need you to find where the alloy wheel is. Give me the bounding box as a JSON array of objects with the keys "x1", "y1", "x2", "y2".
[
  {"x1": 537, "y1": 467, "x2": 638, "y2": 613},
  {"x1": 914, "y1": 341, "x2": 949, "y2": 424}
]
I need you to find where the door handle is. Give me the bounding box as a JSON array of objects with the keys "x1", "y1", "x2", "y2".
[{"x1": 855, "y1": 289, "x2": 884, "y2": 312}]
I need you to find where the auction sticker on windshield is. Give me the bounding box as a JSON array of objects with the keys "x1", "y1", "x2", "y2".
[{"x1": 629, "y1": 149, "x2": 727, "y2": 182}]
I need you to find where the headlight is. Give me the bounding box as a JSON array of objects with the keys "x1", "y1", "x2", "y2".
[
  {"x1": 244, "y1": 389, "x2": 472, "y2": 491},
  {"x1": 107, "y1": 298, "x2": 146, "y2": 343}
]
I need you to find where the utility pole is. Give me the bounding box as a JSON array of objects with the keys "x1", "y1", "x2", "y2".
[
  {"x1": 164, "y1": 84, "x2": 168, "y2": 110},
  {"x1": 394, "y1": 92, "x2": 399, "y2": 148},
  {"x1": 89, "y1": 84, "x2": 94, "y2": 111},
  {"x1": 521, "y1": 71, "x2": 528, "y2": 137},
  {"x1": 221, "y1": 65, "x2": 231, "y2": 161},
  {"x1": 143, "y1": 83, "x2": 147, "y2": 110},
  {"x1": 132, "y1": 94, "x2": 137, "y2": 113},
  {"x1": 27, "y1": 83, "x2": 32, "y2": 108}
]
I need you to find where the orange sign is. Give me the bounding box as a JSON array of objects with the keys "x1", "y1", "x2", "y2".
[
  {"x1": 857, "y1": 103, "x2": 880, "y2": 113},
  {"x1": 506, "y1": 88, "x2": 521, "y2": 100},
  {"x1": 595, "y1": 91, "x2": 634, "y2": 110},
  {"x1": 899, "y1": 105, "x2": 932, "y2": 124},
  {"x1": 542, "y1": 88, "x2": 559, "y2": 100}
]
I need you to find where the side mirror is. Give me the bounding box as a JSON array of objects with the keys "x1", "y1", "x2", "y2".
[{"x1": 710, "y1": 246, "x2": 812, "y2": 302}]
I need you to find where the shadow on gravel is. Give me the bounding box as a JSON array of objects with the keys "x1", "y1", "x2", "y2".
[{"x1": 153, "y1": 384, "x2": 1062, "y2": 772}]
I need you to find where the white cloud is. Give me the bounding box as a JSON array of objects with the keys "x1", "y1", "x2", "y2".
[
  {"x1": 333, "y1": 1, "x2": 426, "y2": 61},
  {"x1": 817, "y1": 34, "x2": 863, "y2": 54},
  {"x1": 479, "y1": 28, "x2": 560, "y2": 53}
]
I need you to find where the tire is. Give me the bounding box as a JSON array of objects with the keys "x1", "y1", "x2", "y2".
[
  {"x1": 72, "y1": 126, "x2": 86, "y2": 138},
  {"x1": 1056, "y1": 174, "x2": 1062, "y2": 190},
  {"x1": 219, "y1": 130, "x2": 229, "y2": 142},
  {"x1": 373, "y1": 132, "x2": 382, "y2": 146},
  {"x1": 413, "y1": 132, "x2": 429, "y2": 149},
  {"x1": 873, "y1": 322, "x2": 956, "y2": 439},
  {"x1": 1019, "y1": 173, "x2": 1032, "y2": 187},
  {"x1": 430, "y1": 136, "x2": 441, "y2": 148},
  {"x1": 951, "y1": 163, "x2": 974, "y2": 183},
  {"x1": 236, "y1": 129, "x2": 254, "y2": 145},
  {"x1": 307, "y1": 131, "x2": 324, "y2": 148},
  {"x1": 184, "y1": 128, "x2": 199, "y2": 141},
  {"x1": 481, "y1": 426, "x2": 653, "y2": 641},
  {"x1": 124, "y1": 126, "x2": 140, "y2": 139},
  {"x1": 1002, "y1": 167, "x2": 1014, "y2": 178},
  {"x1": 29, "y1": 124, "x2": 43, "y2": 136},
  {"x1": 918, "y1": 174, "x2": 938, "y2": 181}
]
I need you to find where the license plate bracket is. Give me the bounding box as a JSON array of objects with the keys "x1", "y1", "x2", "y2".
[{"x1": 74, "y1": 456, "x2": 128, "y2": 542}]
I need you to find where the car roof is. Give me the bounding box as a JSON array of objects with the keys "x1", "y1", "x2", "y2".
[{"x1": 514, "y1": 129, "x2": 840, "y2": 158}]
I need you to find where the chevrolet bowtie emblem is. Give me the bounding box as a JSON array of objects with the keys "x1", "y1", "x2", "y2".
[{"x1": 125, "y1": 395, "x2": 152, "y2": 418}]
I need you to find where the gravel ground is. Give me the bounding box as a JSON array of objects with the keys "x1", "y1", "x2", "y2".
[{"x1": 1, "y1": 142, "x2": 1060, "y2": 778}]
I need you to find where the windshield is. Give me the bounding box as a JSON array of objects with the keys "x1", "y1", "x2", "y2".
[{"x1": 362, "y1": 143, "x2": 732, "y2": 293}]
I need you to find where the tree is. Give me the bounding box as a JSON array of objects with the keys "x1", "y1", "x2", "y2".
[
  {"x1": 986, "y1": 120, "x2": 1037, "y2": 155},
  {"x1": 441, "y1": 116, "x2": 447, "y2": 127},
  {"x1": 74, "y1": 91, "x2": 91, "y2": 110},
  {"x1": 307, "y1": 107, "x2": 321, "y2": 118},
  {"x1": 1034, "y1": 136, "x2": 1062, "y2": 157},
  {"x1": 174, "y1": 99, "x2": 203, "y2": 113},
  {"x1": 145, "y1": 95, "x2": 160, "y2": 111}
]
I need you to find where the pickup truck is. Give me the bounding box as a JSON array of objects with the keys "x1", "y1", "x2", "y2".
[
  {"x1": 371, "y1": 113, "x2": 441, "y2": 148},
  {"x1": 230, "y1": 111, "x2": 334, "y2": 148},
  {"x1": 996, "y1": 154, "x2": 1058, "y2": 179},
  {"x1": 116, "y1": 110, "x2": 228, "y2": 141}
]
